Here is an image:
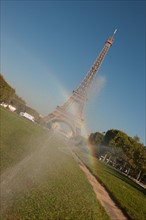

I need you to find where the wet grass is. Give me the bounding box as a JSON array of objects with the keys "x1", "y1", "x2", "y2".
[
  {"x1": 75, "y1": 149, "x2": 146, "y2": 220},
  {"x1": 0, "y1": 107, "x2": 110, "y2": 220}
]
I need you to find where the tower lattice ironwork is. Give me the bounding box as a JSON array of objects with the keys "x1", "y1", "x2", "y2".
[{"x1": 44, "y1": 30, "x2": 116, "y2": 137}]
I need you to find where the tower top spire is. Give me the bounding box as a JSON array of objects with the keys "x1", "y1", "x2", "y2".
[{"x1": 113, "y1": 29, "x2": 118, "y2": 37}]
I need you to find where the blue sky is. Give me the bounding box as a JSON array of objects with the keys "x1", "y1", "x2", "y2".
[{"x1": 1, "y1": 0, "x2": 145, "y2": 144}]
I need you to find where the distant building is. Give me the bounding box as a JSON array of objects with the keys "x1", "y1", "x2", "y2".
[
  {"x1": 1, "y1": 102, "x2": 16, "y2": 112},
  {"x1": 0, "y1": 102, "x2": 8, "y2": 108},
  {"x1": 8, "y1": 105, "x2": 16, "y2": 112},
  {"x1": 20, "y1": 112, "x2": 34, "y2": 122}
]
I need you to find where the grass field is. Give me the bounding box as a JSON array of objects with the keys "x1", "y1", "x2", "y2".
[
  {"x1": 0, "y1": 107, "x2": 110, "y2": 220},
  {"x1": 74, "y1": 149, "x2": 146, "y2": 220},
  {"x1": 1, "y1": 107, "x2": 49, "y2": 173}
]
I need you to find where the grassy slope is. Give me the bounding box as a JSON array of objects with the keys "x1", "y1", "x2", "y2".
[
  {"x1": 0, "y1": 107, "x2": 48, "y2": 173},
  {"x1": 75, "y1": 150, "x2": 146, "y2": 220},
  {"x1": 0, "y1": 107, "x2": 110, "y2": 220}
]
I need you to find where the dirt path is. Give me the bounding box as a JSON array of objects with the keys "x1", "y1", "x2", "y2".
[
  {"x1": 79, "y1": 164, "x2": 127, "y2": 220},
  {"x1": 72, "y1": 152, "x2": 127, "y2": 220}
]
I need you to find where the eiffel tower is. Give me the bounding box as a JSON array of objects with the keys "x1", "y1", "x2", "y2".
[{"x1": 44, "y1": 30, "x2": 117, "y2": 137}]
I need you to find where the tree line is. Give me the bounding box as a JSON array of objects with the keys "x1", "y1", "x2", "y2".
[
  {"x1": 0, "y1": 74, "x2": 46, "y2": 126},
  {"x1": 88, "y1": 129, "x2": 146, "y2": 182}
]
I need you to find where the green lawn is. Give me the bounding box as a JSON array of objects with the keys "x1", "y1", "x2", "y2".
[
  {"x1": 0, "y1": 107, "x2": 110, "y2": 220},
  {"x1": 0, "y1": 107, "x2": 48, "y2": 173},
  {"x1": 74, "y1": 149, "x2": 146, "y2": 220}
]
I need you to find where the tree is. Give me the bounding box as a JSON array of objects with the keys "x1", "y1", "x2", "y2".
[
  {"x1": 103, "y1": 129, "x2": 146, "y2": 179},
  {"x1": 10, "y1": 94, "x2": 26, "y2": 113},
  {"x1": 0, "y1": 74, "x2": 15, "y2": 104},
  {"x1": 132, "y1": 143, "x2": 146, "y2": 180},
  {"x1": 88, "y1": 132, "x2": 104, "y2": 157},
  {"x1": 133, "y1": 135, "x2": 140, "y2": 143},
  {"x1": 89, "y1": 132, "x2": 104, "y2": 145}
]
